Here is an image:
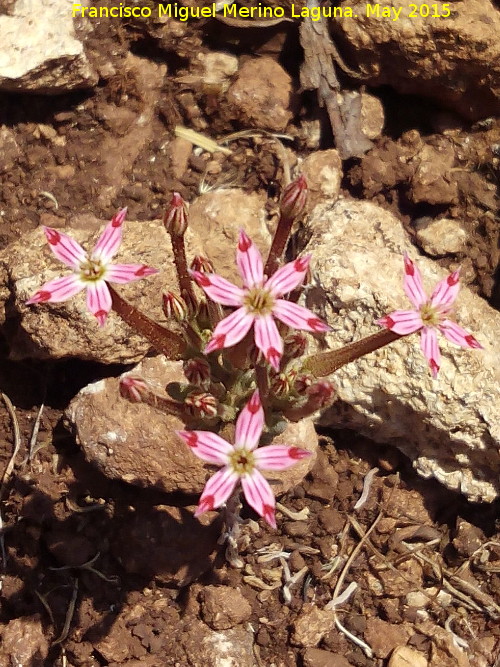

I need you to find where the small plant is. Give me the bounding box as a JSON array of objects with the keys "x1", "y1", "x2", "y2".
[{"x1": 27, "y1": 176, "x2": 482, "y2": 529}]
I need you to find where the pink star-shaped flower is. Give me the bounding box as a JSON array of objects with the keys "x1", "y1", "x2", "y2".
[
  {"x1": 377, "y1": 253, "x2": 483, "y2": 377},
  {"x1": 27, "y1": 208, "x2": 158, "y2": 326},
  {"x1": 190, "y1": 230, "x2": 331, "y2": 370},
  {"x1": 176, "y1": 390, "x2": 311, "y2": 528}
]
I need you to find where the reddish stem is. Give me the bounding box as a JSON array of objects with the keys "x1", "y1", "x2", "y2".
[{"x1": 109, "y1": 286, "x2": 187, "y2": 360}]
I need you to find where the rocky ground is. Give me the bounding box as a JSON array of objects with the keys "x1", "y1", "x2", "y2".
[{"x1": 0, "y1": 1, "x2": 499, "y2": 666}]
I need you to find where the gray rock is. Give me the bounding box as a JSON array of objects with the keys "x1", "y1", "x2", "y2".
[
  {"x1": 1, "y1": 189, "x2": 270, "y2": 363},
  {"x1": 0, "y1": 0, "x2": 97, "y2": 93},
  {"x1": 414, "y1": 218, "x2": 467, "y2": 257},
  {"x1": 304, "y1": 198, "x2": 499, "y2": 502},
  {"x1": 66, "y1": 356, "x2": 318, "y2": 496}
]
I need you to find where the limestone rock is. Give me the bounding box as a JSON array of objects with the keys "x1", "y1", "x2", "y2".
[
  {"x1": 304, "y1": 198, "x2": 500, "y2": 502},
  {"x1": 302, "y1": 150, "x2": 342, "y2": 210},
  {"x1": 0, "y1": 0, "x2": 97, "y2": 93},
  {"x1": 363, "y1": 618, "x2": 413, "y2": 659},
  {"x1": 389, "y1": 646, "x2": 428, "y2": 667},
  {"x1": 66, "y1": 356, "x2": 318, "y2": 496},
  {"x1": 200, "y1": 586, "x2": 252, "y2": 630},
  {"x1": 0, "y1": 615, "x2": 50, "y2": 667},
  {"x1": 0, "y1": 189, "x2": 269, "y2": 363},
  {"x1": 226, "y1": 57, "x2": 292, "y2": 132},
  {"x1": 414, "y1": 218, "x2": 467, "y2": 257},
  {"x1": 181, "y1": 619, "x2": 256, "y2": 667},
  {"x1": 290, "y1": 604, "x2": 334, "y2": 647},
  {"x1": 331, "y1": 0, "x2": 500, "y2": 120}
]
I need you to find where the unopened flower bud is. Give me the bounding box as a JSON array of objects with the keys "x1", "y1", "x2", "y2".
[
  {"x1": 119, "y1": 376, "x2": 149, "y2": 403},
  {"x1": 307, "y1": 380, "x2": 335, "y2": 408},
  {"x1": 270, "y1": 369, "x2": 298, "y2": 398},
  {"x1": 185, "y1": 391, "x2": 218, "y2": 419},
  {"x1": 190, "y1": 255, "x2": 215, "y2": 274},
  {"x1": 184, "y1": 357, "x2": 211, "y2": 386},
  {"x1": 284, "y1": 332, "x2": 307, "y2": 360},
  {"x1": 280, "y1": 174, "x2": 307, "y2": 220},
  {"x1": 294, "y1": 374, "x2": 313, "y2": 395},
  {"x1": 163, "y1": 291, "x2": 188, "y2": 321},
  {"x1": 164, "y1": 192, "x2": 188, "y2": 236}
]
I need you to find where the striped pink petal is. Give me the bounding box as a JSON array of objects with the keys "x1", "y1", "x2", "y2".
[
  {"x1": 254, "y1": 445, "x2": 311, "y2": 470},
  {"x1": 272, "y1": 300, "x2": 330, "y2": 332},
  {"x1": 420, "y1": 327, "x2": 441, "y2": 378},
  {"x1": 26, "y1": 274, "x2": 84, "y2": 304},
  {"x1": 234, "y1": 390, "x2": 264, "y2": 451},
  {"x1": 265, "y1": 255, "x2": 311, "y2": 297},
  {"x1": 43, "y1": 227, "x2": 87, "y2": 269},
  {"x1": 439, "y1": 320, "x2": 483, "y2": 349},
  {"x1": 176, "y1": 430, "x2": 233, "y2": 465},
  {"x1": 106, "y1": 263, "x2": 158, "y2": 284},
  {"x1": 430, "y1": 270, "x2": 461, "y2": 312},
  {"x1": 237, "y1": 229, "x2": 264, "y2": 289},
  {"x1": 254, "y1": 315, "x2": 283, "y2": 371},
  {"x1": 194, "y1": 467, "x2": 239, "y2": 516},
  {"x1": 190, "y1": 271, "x2": 244, "y2": 306},
  {"x1": 377, "y1": 310, "x2": 423, "y2": 335},
  {"x1": 86, "y1": 281, "x2": 112, "y2": 327},
  {"x1": 241, "y1": 470, "x2": 276, "y2": 528},
  {"x1": 205, "y1": 307, "x2": 254, "y2": 354},
  {"x1": 403, "y1": 253, "x2": 427, "y2": 309},
  {"x1": 91, "y1": 208, "x2": 127, "y2": 263}
]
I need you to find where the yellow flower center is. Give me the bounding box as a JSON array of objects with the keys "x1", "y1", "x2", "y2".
[
  {"x1": 79, "y1": 258, "x2": 106, "y2": 282},
  {"x1": 243, "y1": 287, "x2": 275, "y2": 316},
  {"x1": 229, "y1": 448, "x2": 255, "y2": 475},
  {"x1": 420, "y1": 303, "x2": 441, "y2": 327}
]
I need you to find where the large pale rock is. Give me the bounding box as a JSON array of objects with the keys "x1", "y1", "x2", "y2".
[
  {"x1": 304, "y1": 198, "x2": 500, "y2": 501},
  {"x1": 331, "y1": 0, "x2": 500, "y2": 120},
  {"x1": 0, "y1": 189, "x2": 269, "y2": 363},
  {"x1": 0, "y1": 0, "x2": 97, "y2": 93},
  {"x1": 66, "y1": 356, "x2": 318, "y2": 495}
]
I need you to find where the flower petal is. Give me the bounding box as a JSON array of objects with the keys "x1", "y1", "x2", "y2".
[
  {"x1": 439, "y1": 319, "x2": 483, "y2": 349},
  {"x1": 430, "y1": 270, "x2": 461, "y2": 312},
  {"x1": 237, "y1": 229, "x2": 264, "y2": 288},
  {"x1": 403, "y1": 253, "x2": 427, "y2": 309},
  {"x1": 376, "y1": 310, "x2": 423, "y2": 335},
  {"x1": 420, "y1": 326, "x2": 441, "y2": 378},
  {"x1": 234, "y1": 390, "x2": 264, "y2": 451},
  {"x1": 205, "y1": 307, "x2": 254, "y2": 354},
  {"x1": 43, "y1": 227, "x2": 87, "y2": 269},
  {"x1": 265, "y1": 255, "x2": 311, "y2": 297},
  {"x1": 26, "y1": 274, "x2": 85, "y2": 304},
  {"x1": 190, "y1": 271, "x2": 244, "y2": 306},
  {"x1": 241, "y1": 470, "x2": 276, "y2": 528},
  {"x1": 91, "y1": 208, "x2": 127, "y2": 263},
  {"x1": 194, "y1": 467, "x2": 239, "y2": 516},
  {"x1": 272, "y1": 300, "x2": 331, "y2": 332},
  {"x1": 176, "y1": 430, "x2": 233, "y2": 465},
  {"x1": 86, "y1": 281, "x2": 112, "y2": 327},
  {"x1": 254, "y1": 445, "x2": 311, "y2": 470},
  {"x1": 254, "y1": 315, "x2": 283, "y2": 371},
  {"x1": 106, "y1": 263, "x2": 158, "y2": 284}
]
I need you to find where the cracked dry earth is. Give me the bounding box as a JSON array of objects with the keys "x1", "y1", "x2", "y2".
[{"x1": 0, "y1": 2, "x2": 499, "y2": 667}]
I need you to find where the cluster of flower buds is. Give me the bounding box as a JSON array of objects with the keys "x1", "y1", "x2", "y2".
[{"x1": 185, "y1": 391, "x2": 218, "y2": 419}]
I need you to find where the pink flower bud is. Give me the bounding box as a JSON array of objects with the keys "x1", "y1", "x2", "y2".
[
  {"x1": 163, "y1": 291, "x2": 188, "y2": 322},
  {"x1": 294, "y1": 374, "x2": 313, "y2": 395},
  {"x1": 284, "y1": 332, "x2": 307, "y2": 360},
  {"x1": 306, "y1": 380, "x2": 335, "y2": 408},
  {"x1": 164, "y1": 192, "x2": 188, "y2": 236},
  {"x1": 184, "y1": 357, "x2": 211, "y2": 386},
  {"x1": 280, "y1": 174, "x2": 308, "y2": 220},
  {"x1": 119, "y1": 376, "x2": 149, "y2": 403},
  {"x1": 185, "y1": 391, "x2": 218, "y2": 419},
  {"x1": 190, "y1": 255, "x2": 215, "y2": 274}
]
